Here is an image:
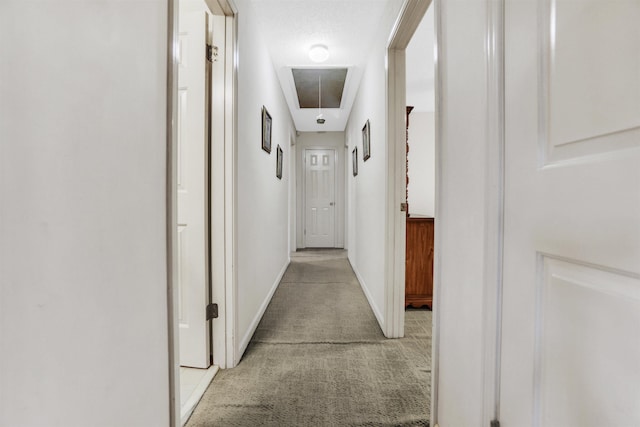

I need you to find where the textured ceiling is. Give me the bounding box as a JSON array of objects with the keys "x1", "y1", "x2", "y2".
[{"x1": 251, "y1": 0, "x2": 404, "y2": 131}]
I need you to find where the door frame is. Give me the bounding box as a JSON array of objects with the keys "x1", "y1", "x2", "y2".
[
  {"x1": 385, "y1": 0, "x2": 431, "y2": 341},
  {"x1": 386, "y1": 0, "x2": 505, "y2": 425},
  {"x1": 301, "y1": 147, "x2": 339, "y2": 249},
  {"x1": 166, "y1": 0, "x2": 238, "y2": 426}
]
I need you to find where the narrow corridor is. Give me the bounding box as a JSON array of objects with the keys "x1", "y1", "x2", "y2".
[{"x1": 186, "y1": 250, "x2": 431, "y2": 426}]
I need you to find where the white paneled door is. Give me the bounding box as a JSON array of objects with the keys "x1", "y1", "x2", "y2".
[
  {"x1": 177, "y1": 9, "x2": 210, "y2": 369},
  {"x1": 304, "y1": 149, "x2": 336, "y2": 248},
  {"x1": 501, "y1": 0, "x2": 640, "y2": 425}
]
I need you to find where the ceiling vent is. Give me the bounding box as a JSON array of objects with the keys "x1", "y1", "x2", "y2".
[{"x1": 292, "y1": 68, "x2": 348, "y2": 109}]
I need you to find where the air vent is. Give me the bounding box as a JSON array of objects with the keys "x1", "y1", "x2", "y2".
[{"x1": 292, "y1": 68, "x2": 348, "y2": 109}]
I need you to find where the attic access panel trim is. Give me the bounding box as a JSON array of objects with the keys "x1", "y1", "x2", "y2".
[{"x1": 292, "y1": 68, "x2": 348, "y2": 109}]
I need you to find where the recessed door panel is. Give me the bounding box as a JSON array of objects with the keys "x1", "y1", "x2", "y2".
[
  {"x1": 501, "y1": 0, "x2": 640, "y2": 424},
  {"x1": 534, "y1": 256, "x2": 640, "y2": 426},
  {"x1": 542, "y1": 0, "x2": 640, "y2": 164}
]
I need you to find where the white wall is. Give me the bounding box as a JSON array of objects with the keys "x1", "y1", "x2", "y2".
[
  {"x1": 345, "y1": 1, "x2": 404, "y2": 331},
  {"x1": 234, "y1": 0, "x2": 297, "y2": 360},
  {"x1": 407, "y1": 111, "x2": 435, "y2": 217},
  {"x1": 295, "y1": 132, "x2": 346, "y2": 249},
  {"x1": 0, "y1": 1, "x2": 171, "y2": 426}
]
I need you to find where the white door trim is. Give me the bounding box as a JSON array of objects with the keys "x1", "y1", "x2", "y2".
[
  {"x1": 166, "y1": 1, "x2": 238, "y2": 426},
  {"x1": 166, "y1": 2, "x2": 180, "y2": 425},
  {"x1": 386, "y1": 0, "x2": 505, "y2": 425},
  {"x1": 210, "y1": 11, "x2": 238, "y2": 371},
  {"x1": 289, "y1": 135, "x2": 297, "y2": 253},
  {"x1": 385, "y1": 0, "x2": 433, "y2": 346},
  {"x1": 301, "y1": 147, "x2": 338, "y2": 249},
  {"x1": 385, "y1": 0, "x2": 431, "y2": 336},
  {"x1": 384, "y1": 45, "x2": 405, "y2": 342},
  {"x1": 482, "y1": 1, "x2": 505, "y2": 424},
  {"x1": 223, "y1": 11, "x2": 238, "y2": 370}
]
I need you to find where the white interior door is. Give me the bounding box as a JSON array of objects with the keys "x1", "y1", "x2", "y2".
[
  {"x1": 177, "y1": 8, "x2": 210, "y2": 369},
  {"x1": 500, "y1": 0, "x2": 640, "y2": 425},
  {"x1": 304, "y1": 149, "x2": 336, "y2": 248}
]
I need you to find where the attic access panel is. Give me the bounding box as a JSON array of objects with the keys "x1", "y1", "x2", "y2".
[{"x1": 292, "y1": 68, "x2": 348, "y2": 109}]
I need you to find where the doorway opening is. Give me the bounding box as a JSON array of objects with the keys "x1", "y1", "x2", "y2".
[
  {"x1": 175, "y1": 2, "x2": 217, "y2": 422},
  {"x1": 404, "y1": 3, "x2": 435, "y2": 312},
  {"x1": 386, "y1": 0, "x2": 435, "y2": 423},
  {"x1": 167, "y1": 0, "x2": 237, "y2": 425}
]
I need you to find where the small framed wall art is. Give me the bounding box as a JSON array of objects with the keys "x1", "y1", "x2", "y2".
[
  {"x1": 262, "y1": 106, "x2": 272, "y2": 153},
  {"x1": 276, "y1": 145, "x2": 283, "y2": 179},
  {"x1": 352, "y1": 147, "x2": 358, "y2": 177},
  {"x1": 362, "y1": 119, "x2": 371, "y2": 161}
]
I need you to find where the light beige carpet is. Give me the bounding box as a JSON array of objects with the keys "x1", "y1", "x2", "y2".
[{"x1": 186, "y1": 249, "x2": 431, "y2": 426}]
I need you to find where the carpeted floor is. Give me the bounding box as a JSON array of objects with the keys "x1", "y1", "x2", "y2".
[{"x1": 186, "y1": 249, "x2": 431, "y2": 426}]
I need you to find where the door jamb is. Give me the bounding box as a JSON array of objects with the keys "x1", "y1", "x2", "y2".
[
  {"x1": 482, "y1": 0, "x2": 506, "y2": 423},
  {"x1": 209, "y1": 8, "x2": 238, "y2": 371},
  {"x1": 223, "y1": 9, "x2": 238, "y2": 369},
  {"x1": 385, "y1": 0, "x2": 431, "y2": 337},
  {"x1": 166, "y1": 1, "x2": 179, "y2": 424}
]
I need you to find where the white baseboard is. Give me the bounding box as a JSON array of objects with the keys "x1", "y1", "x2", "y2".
[
  {"x1": 347, "y1": 255, "x2": 385, "y2": 332},
  {"x1": 235, "y1": 260, "x2": 290, "y2": 365}
]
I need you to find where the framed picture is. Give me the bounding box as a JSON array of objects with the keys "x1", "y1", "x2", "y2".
[
  {"x1": 362, "y1": 119, "x2": 371, "y2": 161},
  {"x1": 262, "y1": 106, "x2": 272, "y2": 153},
  {"x1": 276, "y1": 145, "x2": 283, "y2": 179},
  {"x1": 352, "y1": 147, "x2": 358, "y2": 177}
]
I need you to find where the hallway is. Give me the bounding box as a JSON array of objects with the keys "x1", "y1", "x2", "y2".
[{"x1": 186, "y1": 250, "x2": 431, "y2": 426}]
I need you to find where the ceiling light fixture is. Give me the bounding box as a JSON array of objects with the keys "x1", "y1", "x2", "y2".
[
  {"x1": 309, "y1": 44, "x2": 329, "y2": 63},
  {"x1": 316, "y1": 75, "x2": 325, "y2": 124}
]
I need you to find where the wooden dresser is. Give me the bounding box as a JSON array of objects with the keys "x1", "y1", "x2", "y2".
[{"x1": 405, "y1": 216, "x2": 434, "y2": 308}]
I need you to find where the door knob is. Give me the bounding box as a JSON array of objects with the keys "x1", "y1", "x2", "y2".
[{"x1": 330, "y1": 202, "x2": 334, "y2": 206}]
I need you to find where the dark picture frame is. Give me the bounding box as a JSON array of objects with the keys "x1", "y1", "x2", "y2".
[
  {"x1": 362, "y1": 119, "x2": 371, "y2": 161},
  {"x1": 352, "y1": 147, "x2": 358, "y2": 177},
  {"x1": 262, "y1": 106, "x2": 272, "y2": 153},
  {"x1": 276, "y1": 145, "x2": 283, "y2": 179}
]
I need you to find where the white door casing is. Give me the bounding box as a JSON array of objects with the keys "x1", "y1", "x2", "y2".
[
  {"x1": 501, "y1": 0, "x2": 640, "y2": 425},
  {"x1": 177, "y1": 9, "x2": 210, "y2": 369},
  {"x1": 208, "y1": 12, "x2": 230, "y2": 369},
  {"x1": 385, "y1": 0, "x2": 432, "y2": 343},
  {"x1": 304, "y1": 149, "x2": 336, "y2": 248}
]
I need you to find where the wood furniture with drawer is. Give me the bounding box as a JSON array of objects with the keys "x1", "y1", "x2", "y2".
[{"x1": 405, "y1": 217, "x2": 434, "y2": 308}]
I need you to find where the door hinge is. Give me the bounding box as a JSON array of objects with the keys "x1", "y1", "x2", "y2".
[
  {"x1": 400, "y1": 202, "x2": 408, "y2": 212},
  {"x1": 206, "y1": 303, "x2": 218, "y2": 320},
  {"x1": 206, "y1": 44, "x2": 219, "y2": 62},
  {"x1": 490, "y1": 420, "x2": 500, "y2": 427}
]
